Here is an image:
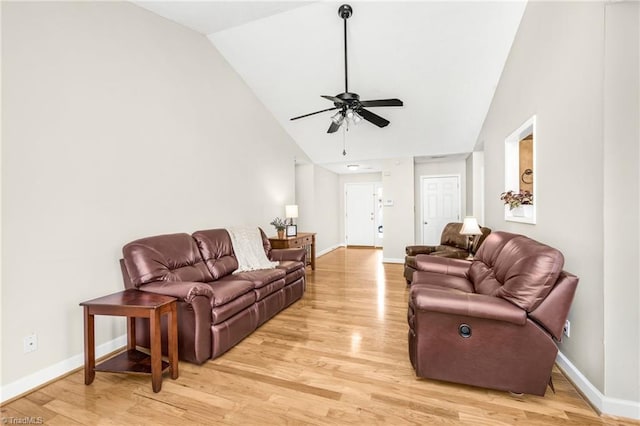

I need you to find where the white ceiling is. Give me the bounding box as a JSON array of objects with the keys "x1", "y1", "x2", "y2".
[{"x1": 134, "y1": 1, "x2": 527, "y2": 174}]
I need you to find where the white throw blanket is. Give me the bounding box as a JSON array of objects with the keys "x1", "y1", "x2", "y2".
[{"x1": 227, "y1": 226, "x2": 278, "y2": 274}]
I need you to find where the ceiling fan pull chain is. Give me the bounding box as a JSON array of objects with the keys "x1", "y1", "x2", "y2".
[{"x1": 342, "y1": 126, "x2": 347, "y2": 156}]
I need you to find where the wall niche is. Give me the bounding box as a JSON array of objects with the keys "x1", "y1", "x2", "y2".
[{"x1": 504, "y1": 115, "x2": 536, "y2": 224}]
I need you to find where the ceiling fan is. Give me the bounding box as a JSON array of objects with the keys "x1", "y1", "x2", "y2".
[{"x1": 290, "y1": 4, "x2": 403, "y2": 133}]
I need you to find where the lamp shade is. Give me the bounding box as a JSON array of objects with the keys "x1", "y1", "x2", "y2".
[
  {"x1": 285, "y1": 205, "x2": 299, "y2": 219},
  {"x1": 460, "y1": 217, "x2": 482, "y2": 235}
]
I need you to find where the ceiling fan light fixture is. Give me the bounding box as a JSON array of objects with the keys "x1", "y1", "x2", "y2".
[{"x1": 289, "y1": 3, "x2": 402, "y2": 138}]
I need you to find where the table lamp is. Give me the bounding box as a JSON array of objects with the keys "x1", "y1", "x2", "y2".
[
  {"x1": 285, "y1": 204, "x2": 298, "y2": 236},
  {"x1": 460, "y1": 217, "x2": 482, "y2": 260}
]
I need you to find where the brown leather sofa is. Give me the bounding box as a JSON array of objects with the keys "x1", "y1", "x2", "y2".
[
  {"x1": 120, "y1": 228, "x2": 305, "y2": 364},
  {"x1": 404, "y1": 222, "x2": 491, "y2": 284},
  {"x1": 407, "y1": 231, "x2": 578, "y2": 396}
]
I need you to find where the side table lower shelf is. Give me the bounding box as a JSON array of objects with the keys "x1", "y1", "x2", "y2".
[{"x1": 95, "y1": 349, "x2": 170, "y2": 375}]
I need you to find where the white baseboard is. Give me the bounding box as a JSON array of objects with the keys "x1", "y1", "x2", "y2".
[
  {"x1": 0, "y1": 334, "x2": 127, "y2": 403},
  {"x1": 317, "y1": 243, "x2": 344, "y2": 257},
  {"x1": 556, "y1": 351, "x2": 640, "y2": 420},
  {"x1": 382, "y1": 258, "x2": 404, "y2": 264}
]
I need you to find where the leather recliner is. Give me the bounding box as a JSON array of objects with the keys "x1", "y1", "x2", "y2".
[
  {"x1": 407, "y1": 231, "x2": 578, "y2": 396},
  {"x1": 404, "y1": 222, "x2": 491, "y2": 284}
]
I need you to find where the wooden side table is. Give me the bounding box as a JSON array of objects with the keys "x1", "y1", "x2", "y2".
[
  {"x1": 269, "y1": 232, "x2": 316, "y2": 270},
  {"x1": 80, "y1": 289, "x2": 178, "y2": 393}
]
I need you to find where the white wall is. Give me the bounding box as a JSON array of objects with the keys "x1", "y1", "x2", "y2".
[
  {"x1": 476, "y1": 0, "x2": 639, "y2": 416},
  {"x1": 382, "y1": 158, "x2": 414, "y2": 262},
  {"x1": 603, "y1": 1, "x2": 639, "y2": 405},
  {"x1": 312, "y1": 166, "x2": 340, "y2": 252},
  {"x1": 1, "y1": 1, "x2": 306, "y2": 397},
  {"x1": 465, "y1": 152, "x2": 485, "y2": 224},
  {"x1": 413, "y1": 160, "x2": 467, "y2": 244},
  {"x1": 295, "y1": 164, "x2": 314, "y2": 238},
  {"x1": 294, "y1": 164, "x2": 341, "y2": 254}
]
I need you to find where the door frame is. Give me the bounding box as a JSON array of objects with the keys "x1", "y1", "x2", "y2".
[
  {"x1": 419, "y1": 174, "x2": 462, "y2": 244},
  {"x1": 344, "y1": 182, "x2": 379, "y2": 247}
]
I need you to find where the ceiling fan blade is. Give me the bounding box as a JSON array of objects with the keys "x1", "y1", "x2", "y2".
[
  {"x1": 290, "y1": 107, "x2": 338, "y2": 121},
  {"x1": 321, "y1": 95, "x2": 346, "y2": 104},
  {"x1": 358, "y1": 108, "x2": 390, "y2": 128},
  {"x1": 360, "y1": 98, "x2": 403, "y2": 108},
  {"x1": 327, "y1": 121, "x2": 341, "y2": 133}
]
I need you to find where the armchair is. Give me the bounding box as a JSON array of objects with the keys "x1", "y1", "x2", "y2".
[
  {"x1": 407, "y1": 232, "x2": 578, "y2": 396},
  {"x1": 404, "y1": 222, "x2": 491, "y2": 284}
]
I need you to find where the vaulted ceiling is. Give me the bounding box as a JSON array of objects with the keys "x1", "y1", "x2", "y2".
[{"x1": 134, "y1": 1, "x2": 527, "y2": 174}]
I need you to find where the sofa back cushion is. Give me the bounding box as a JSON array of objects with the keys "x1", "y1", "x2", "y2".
[
  {"x1": 192, "y1": 229, "x2": 239, "y2": 279},
  {"x1": 259, "y1": 228, "x2": 272, "y2": 257},
  {"x1": 470, "y1": 232, "x2": 564, "y2": 312},
  {"x1": 123, "y1": 233, "x2": 213, "y2": 287},
  {"x1": 439, "y1": 223, "x2": 468, "y2": 250}
]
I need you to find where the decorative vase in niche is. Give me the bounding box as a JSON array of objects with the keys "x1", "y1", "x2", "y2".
[
  {"x1": 277, "y1": 229, "x2": 285, "y2": 239},
  {"x1": 511, "y1": 206, "x2": 525, "y2": 217}
]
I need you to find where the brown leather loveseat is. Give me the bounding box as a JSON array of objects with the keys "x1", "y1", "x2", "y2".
[
  {"x1": 120, "y1": 228, "x2": 306, "y2": 364},
  {"x1": 407, "y1": 231, "x2": 578, "y2": 396},
  {"x1": 404, "y1": 222, "x2": 491, "y2": 284}
]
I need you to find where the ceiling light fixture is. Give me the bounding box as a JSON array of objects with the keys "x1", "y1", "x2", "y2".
[
  {"x1": 347, "y1": 164, "x2": 359, "y2": 171},
  {"x1": 331, "y1": 111, "x2": 345, "y2": 125},
  {"x1": 345, "y1": 109, "x2": 362, "y2": 125}
]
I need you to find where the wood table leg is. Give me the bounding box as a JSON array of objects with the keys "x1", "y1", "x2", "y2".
[
  {"x1": 83, "y1": 306, "x2": 95, "y2": 385},
  {"x1": 311, "y1": 234, "x2": 316, "y2": 270},
  {"x1": 168, "y1": 303, "x2": 178, "y2": 379},
  {"x1": 149, "y1": 308, "x2": 163, "y2": 392},
  {"x1": 127, "y1": 317, "x2": 136, "y2": 350}
]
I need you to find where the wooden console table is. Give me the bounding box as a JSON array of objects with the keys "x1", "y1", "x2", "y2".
[
  {"x1": 80, "y1": 289, "x2": 178, "y2": 393},
  {"x1": 269, "y1": 232, "x2": 316, "y2": 270}
]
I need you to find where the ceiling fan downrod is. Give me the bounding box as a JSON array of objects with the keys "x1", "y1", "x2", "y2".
[{"x1": 339, "y1": 4, "x2": 352, "y2": 94}]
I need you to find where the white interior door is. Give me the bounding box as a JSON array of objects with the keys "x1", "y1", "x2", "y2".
[
  {"x1": 345, "y1": 183, "x2": 375, "y2": 246},
  {"x1": 421, "y1": 176, "x2": 461, "y2": 245}
]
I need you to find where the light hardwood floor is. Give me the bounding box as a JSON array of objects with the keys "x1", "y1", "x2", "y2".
[{"x1": 2, "y1": 247, "x2": 638, "y2": 425}]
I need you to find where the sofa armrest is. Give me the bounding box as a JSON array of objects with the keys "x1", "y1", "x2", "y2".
[
  {"x1": 270, "y1": 248, "x2": 306, "y2": 262},
  {"x1": 139, "y1": 281, "x2": 213, "y2": 303},
  {"x1": 414, "y1": 255, "x2": 471, "y2": 278},
  {"x1": 411, "y1": 288, "x2": 527, "y2": 326},
  {"x1": 406, "y1": 245, "x2": 437, "y2": 256}
]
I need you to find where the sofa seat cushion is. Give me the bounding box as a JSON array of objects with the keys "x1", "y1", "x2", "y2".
[
  {"x1": 280, "y1": 265, "x2": 305, "y2": 285},
  {"x1": 412, "y1": 271, "x2": 474, "y2": 293},
  {"x1": 430, "y1": 249, "x2": 468, "y2": 259},
  {"x1": 254, "y1": 279, "x2": 285, "y2": 302},
  {"x1": 211, "y1": 291, "x2": 256, "y2": 325},
  {"x1": 231, "y1": 268, "x2": 286, "y2": 289},
  {"x1": 207, "y1": 279, "x2": 254, "y2": 307},
  {"x1": 276, "y1": 260, "x2": 304, "y2": 274}
]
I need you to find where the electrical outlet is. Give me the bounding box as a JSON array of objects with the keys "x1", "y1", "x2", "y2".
[
  {"x1": 23, "y1": 333, "x2": 38, "y2": 353},
  {"x1": 563, "y1": 320, "x2": 571, "y2": 338}
]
